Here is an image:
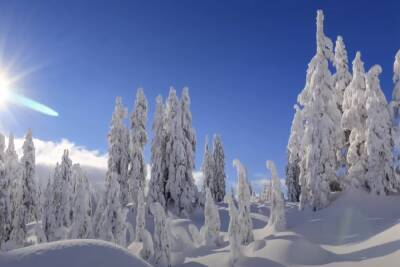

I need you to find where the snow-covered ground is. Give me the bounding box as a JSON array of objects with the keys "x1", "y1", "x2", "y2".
[
  {"x1": 3, "y1": 189, "x2": 400, "y2": 267},
  {"x1": 0, "y1": 239, "x2": 151, "y2": 267}
]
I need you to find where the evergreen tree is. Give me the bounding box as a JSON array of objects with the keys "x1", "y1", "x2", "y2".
[
  {"x1": 0, "y1": 133, "x2": 11, "y2": 249},
  {"x1": 266, "y1": 161, "x2": 286, "y2": 231},
  {"x1": 147, "y1": 96, "x2": 167, "y2": 209},
  {"x1": 70, "y1": 164, "x2": 93, "y2": 239},
  {"x1": 165, "y1": 88, "x2": 196, "y2": 215},
  {"x1": 96, "y1": 172, "x2": 129, "y2": 246},
  {"x1": 201, "y1": 136, "x2": 215, "y2": 199},
  {"x1": 298, "y1": 10, "x2": 340, "y2": 210},
  {"x1": 150, "y1": 202, "x2": 171, "y2": 267},
  {"x1": 135, "y1": 184, "x2": 146, "y2": 242},
  {"x1": 233, "y1": 159, "x2": 254, "y2": 245},
  {"x1": 391, "y1": 50, "x2": 400, "y2": 179},
  {"x1": 180, "y1": 87, "x2": 198, "y2": 206},
  {"x1": 286, "y1": 104, "x2": 303, "y2": 202},
  {"x1": 201, "y1": 187, "x2": 221, "y2": 246},
  {"x1": 51, "y1": 150, "x2": 73, "y2": 241},
  {"x1": 128, "y1": 88, "x2": 148, "y2": 207},
  {"x1": 333, "y1": 36, "x2": 352, "y2": 188},
  {"x1": 42, "y1": 177, "x2": 54, "y2": 242},
  {"x1": 341, "y1": 52, "x2": 368, "y2": 190},
  {"x1": 6, "y1": 134, "x2": 21, "y2": 222},
  {"x1": 108, "y1": 97, "x2": 130, "y2": 205},
  {"x1": 212, "y1": 135, "x2": 226, "y2": 202},
  {"x1": 365, "y1": 65, "x2": 397, "y2": 194},
  {"x1": 20, "y1": 129, "x2": 39, "y2": 222},
  {"x1": 226, "y1": 193, "x2": 241, "y2": 264}
]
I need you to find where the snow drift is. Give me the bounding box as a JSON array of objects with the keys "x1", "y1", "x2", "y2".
[{"x1": 0, "y1": 239, "x2": 151, "y2": 267}]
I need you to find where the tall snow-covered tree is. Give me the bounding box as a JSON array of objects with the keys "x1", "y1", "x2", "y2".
[
  {"x1": 333, "y1": 36, "x2": 352, "y2": 188},
  {"x1": 20, "y1": 129, "x2": 39, "y2": 222},
  {"x1": 50, "y1": 150, "x2": 73, "y2": 241},
  {"x1": 135, "y1": 184, "x2": 146, "y2": 242},
  {"x1": 212, "y1": 135, "x2": 226, "y2": 202},
  {"x1": 42, "y1": 177, "x2": 54, "y2": 242},
  {"x1": 147, "y1": 95, "x2": 167, "y2": 209},
  {"x1": 165, "y1": 88, "x2": 196, "y2": 215},
  {"x1": 201, "y1": 187, "x2": 221, "y2": 246},
  {"x1": 365, "y1": 65, "x2": 396, "y2": 194},
  {"x1": 298, "y1": 10, "x2": 341, "y2": 210},
  {"x1": 391, "y1": 50, "x2": 400, "y2": 179},
  {"x1": 108, "y1": 97, "x2": 130, "y2": 205},
  {"x1": 6, "y1": 134, "x2": 21, "y2": 221},
  {"x1": 0, "y1": 133, "x2": 11, "y2": 249},
  {"x1": 233, "y1": 159, "x2": 254, "y2": 245},
  {"x1": 201, "y1": 136, "x2": 215, "y2": 199},
  {"x1": 180, "y1": 87, "x2": 197, "y2": 205},
  {"x1": 96, "y1": 172, "x2": 129, "y2": 246},
  {"x1": 70, "y1": 164, "x2": 93, "y2": 239},
  {"x1": 286, "y1": 104, "x2": 303, "y2": 202},
  {"x1": 333, "y1": 36, "x2": 352, "y2": 113},
  {"x1": 150, "y1": 202, "x2": 171, "y2": 267},
  {"x1": 266, "y1": 161, "x2": 286, "y2": 231},
  {"x1": 10, "y1": 186, "x2": 27, "y2": 248},
  {"x1": 341, "y1": 52, "x2": 368, "y2": 190},
  {"x1": 225, "y1": 193, "x2": 241, "y2": 264},
  {"x1": 128, "y1": 88, "x2": 148, "y2": 207}
]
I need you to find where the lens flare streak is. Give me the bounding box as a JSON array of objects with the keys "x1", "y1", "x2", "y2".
[{"x1": 9, "y1": 91, "x2": 59, "y2": 117}]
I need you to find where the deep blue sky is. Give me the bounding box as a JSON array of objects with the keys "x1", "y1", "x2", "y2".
[{"x1": 0, "y1": 0, "x2": 399, "y2": 189}]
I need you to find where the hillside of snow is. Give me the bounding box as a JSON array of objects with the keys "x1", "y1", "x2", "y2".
[
  {"x1": 0, "y1": 239, "x2": 151, "y2": 267},
  {"x1": 163, "y1": 189, "x2": 400, "y2": 267}
]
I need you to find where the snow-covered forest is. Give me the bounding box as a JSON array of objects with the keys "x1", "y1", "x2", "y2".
[{"x1": 1, "y1": 9, "x2": 400, "y2": 267}]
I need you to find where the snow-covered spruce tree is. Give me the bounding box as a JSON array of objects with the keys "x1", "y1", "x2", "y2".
[
  {"x1": 165, "y1": 88, "x2": 196, "y2": 215},
  {"x1": 333, "y1": 36, "x2": 352, "y2": 188},
  {"x1": 341, "y1": 52, "x2": 368, "y2": 190},
  {"x1": 128, "y1": 88, "x2": 148, "y2": 207},
  {"x1": 298, "y1": 10, "x2": 341, "y2": 211},
  {"x1": 50, "y1": 150, "x2": 73, "y2": 241},
  {"x1": 6, "y1": 134, "x2": 21, "y2": 221},
  {"x1": 391, "y1": 50, "x2": 400, "y2": 179},
  {"x1": 97, "y1": 171, "x2": 129, "y2": 246},
  {"x1": 135, "y1": 184, "x2": 146, "y2": 242},
  {"x1": 365, "y1": 65, "x2": 396, "y2": 194},
  {"x1": 42, "y1": 177, "x2": 54, "y2": 242},
  {"x1": 266, "y1": 160, "x2": 286, "y2": 231},
  {"x1": 201, "y1": 136, "x2": 215, "y2": 200},
  {"x1": 150, "y1": 202, "x2": 171, "y2": 267},
  {"x1": 286, "y1": 104, "x2": 303, "y2": 202},
  {"x1": 212, "y1": 135, "x2": 226, "y2": 202},
  {"x1": 108, "y1": 97, "x2": 130, "y2": 205},
  {"x1": 0, "y1": 133, "x2": 11, "y2": 249},
  {"x1": 225, "y1": 193, "x2": 241, "y2": 264},
  {"x1": 180, "y1": 87, "x2": 198, "y2": 205},
  {"x1": 147, "y1": 95, "x2": 167, "y2": 210},
  {"x1": 333, "y1": 36, "x2": 352, "y2": 113},
  {"x1": 20, "y1": 129, "x2": 39, "y2": 222},
  {"x1": 233, "y1": 159, "x2": 254, "y2": 245},
  {"x1": 10, "y1": 186, "x2": 28, "y2": 248},
  {"x1": 201, "y1": 187, "x2": 221, "y2": 246},
  {"x1": 69, "y1": 164, "x2": 93, "y2": 239}
]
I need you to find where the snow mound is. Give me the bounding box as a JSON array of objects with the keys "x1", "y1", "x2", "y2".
[{"x1": 0, "y1": 239, "x2": 151, "y2": 267}]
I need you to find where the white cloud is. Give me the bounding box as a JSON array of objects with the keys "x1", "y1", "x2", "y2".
[{"x1": 9, "y1": 136, "x2": 108, "y2": 188}]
